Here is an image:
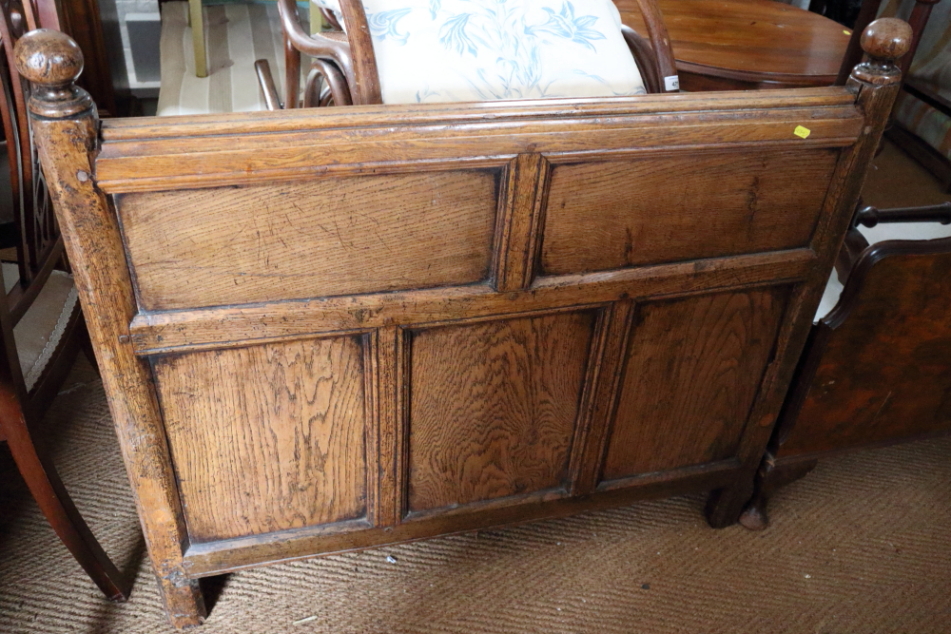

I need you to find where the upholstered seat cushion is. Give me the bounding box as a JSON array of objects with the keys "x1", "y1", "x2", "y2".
[
  {"x1": 314, "y1": 0, "x2": 645, "y2": 103},
  {"x1": 2, "y1": 264, "x2": 79, "y2": 391}
]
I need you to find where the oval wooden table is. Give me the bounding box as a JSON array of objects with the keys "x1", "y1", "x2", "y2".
[{"x1": 618, "y1": 0, "x2": 852, "y2": 91}]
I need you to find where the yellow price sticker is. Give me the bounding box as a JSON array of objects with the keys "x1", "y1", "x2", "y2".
[{"x1": 794, "y1": 125, "x2": 811, "y2": 139}]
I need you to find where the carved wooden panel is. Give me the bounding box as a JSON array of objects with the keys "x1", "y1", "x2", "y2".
[
  {"x1": 407, "y1": 311, "x2": 596, "y2": 513},
  {"x1": 117, "y1": 170, "x2": 500, "y2": 310},
  {"x1": 541, "y1": 150, "x2": 838, "y2": 275},
  {"x1": 153, "y1": 336, "x2": 367, "y2": 542},
  {"x1": 601, "y1": 288, "x2": 788, "y2": 481}
]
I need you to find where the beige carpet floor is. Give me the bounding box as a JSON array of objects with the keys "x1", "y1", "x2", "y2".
[{"x1": 1, "y1": 142, "x2": 950, "y2": 634}]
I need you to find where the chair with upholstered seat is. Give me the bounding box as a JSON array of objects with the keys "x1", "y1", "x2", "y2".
[
  {"x1": 256, "y1": 0, "x2": 678, "y2": 108},
  {"x1": 0, "y1": 0, "x2": 130, "y2": 600}
]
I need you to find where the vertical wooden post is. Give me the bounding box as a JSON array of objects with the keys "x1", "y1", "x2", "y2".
[
  {"x1": 721, "y1": 18, "x2": 914, "y2": 531},
  {"x1": 14, "y1": 30, "x2": 206, "y2": 628}
]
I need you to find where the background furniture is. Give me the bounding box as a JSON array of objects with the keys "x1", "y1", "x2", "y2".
[
  {"x1": 618, "y1": 0, "x2": 851, "y2": 91},
  {"x1": 0, "y1": 0, "x2": 129, "y2": 601},
  {"x1": 878, "y1": 0, "x2": 951, "y2": 189},
  {"x1": 17, "y1": 20, "x2": 907, "y2": 629},
  {"x1": 260, "y1": 0, "x2": 677, "y2": 108},
  {"x1": 42, "y1": 0, "x2": 117, "y2": 114},
  {"x1": 741, "y1": 206, "x2": 951, "y2": 529},
  {"x1": 188, "y1": 0, "x2": 207, "y2": 77}
]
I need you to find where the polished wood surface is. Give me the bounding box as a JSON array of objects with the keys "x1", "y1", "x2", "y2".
[
  {"x1": 603, "y1": 288, "x2": 787, "y2": 480},
  {"x1": 408, "y1": 312, "x2": 594, "y2": 514},
  {"x1": 118, "y1": 172, "x2": 498, "y2": 310},
  {"x1": 155, "y1": 337, "x2": 368, "y2": 542},
  {"x1": 18, "y1": 22, "x2": 907, "y2": 629},
  {"x1": 542, "y1": 151, "x2": 839, "y2": 273},
  {"x1": 618, "y1": 0, "x2": 851, "y2": 90}
]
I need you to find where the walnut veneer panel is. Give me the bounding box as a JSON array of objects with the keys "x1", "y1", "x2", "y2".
[
  {"x1": 118, "y1": 170, "x2": 499, "y2": 310},
  {"x1": 407, "y1": 312, "x2": 595, "y2": 513},
  {"x1": 782, "y1": 251, "x2": 951, "y2": 457},
  {"x1": 602, "y1": 288, "x2": 787, "y2": 481},
  {"x1": 154, "y1": 337, "x2": 367, "y2": 542},
  {"x1": 541, "y1": 151, "x2": 838, "y2": 274}
]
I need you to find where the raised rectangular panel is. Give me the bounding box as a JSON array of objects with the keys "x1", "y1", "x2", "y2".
[
  {"x1": 601, "y1": 288, "x2": 788, "y2": 482},
  {"x1": 407, "y1": 311, "x2": 596, "y2": 513},
  {"x1": 541, "y1": 150, "x2": 837, "y2": 275},
  {"x1": 153, "y1": 336, "x2": 367, "y2": 542},
  {"x1": 118, "y1": 169, "x2": 500, "y2": 310}
]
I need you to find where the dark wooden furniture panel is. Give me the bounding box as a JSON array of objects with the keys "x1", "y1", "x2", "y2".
[
  {"x1": 741, "y1": 229, "x2": 951, "y2": 530},
  {"x1": 617, "y1": 0, "x2": 850, "y2": 91},
  {"x1": 541, "y1": 151, "x2": 837, "y2": 275},
  {"x1": 407, "y1": 311, "x2": 595, "y2": 515},
  {"x1": 602, "y1": 287, "x2": 788, "y2": 482},
  {"x1": 781, "y1": 251, "x2": 951, "y2": 457},
  {"x1": 154, "y1": 336, "x2": 368, "y2": 542},
  {"x1": 16, "y1": 23, "x2": 909, "y2": 628},
  {"x1": 118, "y1": 171, "x2": 500, "y2": 310}
]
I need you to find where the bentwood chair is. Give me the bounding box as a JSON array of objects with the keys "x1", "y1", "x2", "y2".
[
  {"x1": 0, "y1": 0, "x2": 131, "y2": 600},
  {"x1": 255, "y1": 0, "x2": 679, "y2": 109}
]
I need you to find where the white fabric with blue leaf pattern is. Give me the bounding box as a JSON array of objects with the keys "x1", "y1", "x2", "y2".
[{"x1": 312, "y1": 0, "x2": 645, "y2": 103}]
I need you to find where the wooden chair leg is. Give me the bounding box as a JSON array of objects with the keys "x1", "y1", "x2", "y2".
[{"x1": 0, "y1": 387, "x2": 131, "y2": 601}]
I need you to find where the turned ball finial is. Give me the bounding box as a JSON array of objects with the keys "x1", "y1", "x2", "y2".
[
  {"x1": 851, "y1": 18, "x2": 913, "y2": 85},
  {"x1": 13, "y1": 29, "x2": 93, "y2": 117},
  {"x1": 860, "y1": 18, "x2": 913, "y2": 62},
  {"x1": 15, "y1": 28, "x2": 83, "y2": 86}
]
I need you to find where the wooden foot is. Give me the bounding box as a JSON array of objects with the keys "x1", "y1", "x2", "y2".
[
  {"x1": 157, "y1": 572, "x2": 207, "y2": 630},
  {"x1": 738, "y1": 495, "x2": 769, "y2": 531},
  {"x1": 704, "y1": 480, "x2": 754, "y2": 529},
  {"x1": 737, "y1": 456, "x2": 819, "y2": 531}
]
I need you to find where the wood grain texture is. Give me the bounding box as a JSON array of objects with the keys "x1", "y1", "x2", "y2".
[
  {"x1": 92, "y1": 94, "x2": 863, "y2": 194},
  {"x1": 541, "y1": 150, "x2": 838, "y2": 275},
  {"x1": 17, "y1": 22, "x2": 909, "y2": 630},
  {"x1": 569, "y1": 301, "x2": 636, "y2": 495},
  {"x1": 493, "y1": 154, "x2": 549, "y2": 292},
  {"x1": 618, "y1": 0, "x2": 849, "y2": 88},
  {"x1": 780, "y1": 245, "x2": 951, "y2": 457},
  {"x1": 128, "y1": 249, "x2": 816, "y2": 355},
  {"x1": 407, "y1": 312, "x2": 595, "y2": 513},
  {"x1": 118, "y1": 170, "x2": 499, "y2": 310},
  {"x1": 154, "y1": 337, "x2": 367, "y2": 542},
  {"x1": 365, "y1": 326, "x2": 406, "y2": 527},
  {"x1": 602, "y1": 288, "x2": 788, "y2": 481}
]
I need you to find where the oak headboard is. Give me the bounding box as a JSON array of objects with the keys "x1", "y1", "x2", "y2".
[{"x1": 16, "y1": 22, "x2": 908, "y2": 629}]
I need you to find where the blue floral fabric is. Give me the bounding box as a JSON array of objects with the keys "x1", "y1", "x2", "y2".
[{"x1": 314, "y1": 0, "x2": 645, "y2": 103}]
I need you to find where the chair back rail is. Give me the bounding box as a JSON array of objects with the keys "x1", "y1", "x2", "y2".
[
  {"x1": 16, "y1": 21, "x2": 909, "y2": 629},
  {"x1": 0, "y1": 0, "x2": 63, "y2": 325},
  {"x1": 267, "y1": 0, "x2": 678, "y2": 108}
]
